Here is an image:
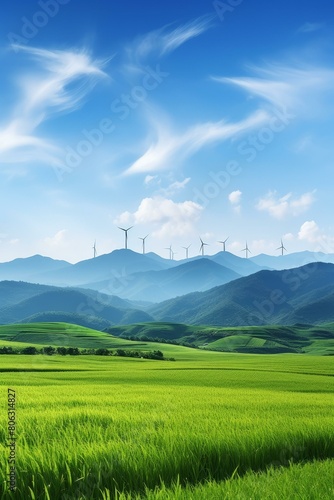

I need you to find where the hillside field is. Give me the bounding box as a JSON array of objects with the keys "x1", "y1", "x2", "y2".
[
  {"x1": 0, "y1": 323, "x2": 333, "y2": 499},
  {"x1": 106, "y1": 321, "x2": 334, "y2": 355}
]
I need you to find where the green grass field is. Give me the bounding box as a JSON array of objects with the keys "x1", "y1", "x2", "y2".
[{"x1": 0, "y1": 323, "x2": 333, "y2": 499}]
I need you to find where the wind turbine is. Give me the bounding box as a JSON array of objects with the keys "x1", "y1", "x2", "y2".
[
  {"x1": 218, "y1": 237, "x2": 229, "y2": 252},
  {"x1": 118, "y1": 226, "x2": 133, "y2": 250},
  {"x1": 199, "y1": 237, "x2": 209, "y2": 256},
  {"x1": 92, "y1": 240, "x2": 97, "y2": 258},
  {"x1": 171, "y1": 250, "x2": 177, "y2": 260},
  {"x1": 241, "y1": 241, "x2": 251, "y2": 259},
  {"x1": 165, "y1": 245, "x2": 172, "y2": 260},
  {"x1": 139, "y1": 234, "x2": 149, "y2": 254},
  {"x1": 182, "y1": 244, "x2": 191, "y2": 259},
  {"x1": 277, "y1": 239, "x2": 287, "y2": 256}
]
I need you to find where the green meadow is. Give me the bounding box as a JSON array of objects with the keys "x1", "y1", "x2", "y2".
[{"x1": 0, "y1": 323, "x2": 333, "y2": 499}]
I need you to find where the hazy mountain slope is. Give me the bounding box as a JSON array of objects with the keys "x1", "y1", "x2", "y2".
[
  {"x1": 149, "y1": 262, "x2": 334, "y2": 326},
  {"x1": 0, "y1": 289, "x2": 153, "y2": 326},
  {"x1": 82, "y1": 258, "x2": 241, "y2": 301},
  {"x1": 209, "y1": 251, "x2": 265, "y2": 275},
  {"x1": 250, "y1": 251, "x2": 334, "y2": 270},
  {"x1": 0, "y1": 281, "x2": 56, "y2": 307},
  {"x1": 30, "y1": 249, "x2": 173, "y2": 286},
  {"x1": 0, "y1": 255, "x2": 71, "y2": 282}
]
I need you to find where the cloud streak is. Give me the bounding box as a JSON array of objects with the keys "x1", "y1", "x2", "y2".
[
  {"x1": 213, "y1": 64, "x2": 334, "y2": 111},
  {"x1": 124, "y1": 109, "x2": 270, "y2": 175},
  {"x1": 125, "y1": 15, "x2": 213, "y2": 71},
  {"x1": 0, "y1": 45, "x2": 108, "y2": 167}
]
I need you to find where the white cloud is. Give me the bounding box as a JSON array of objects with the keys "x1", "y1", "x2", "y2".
[
  {"x1": 297, "y1": 221, "x2": 334, "y2": 253},
  {"x1": 228, "y1": 190, "x2": 242, "y2": 204},
  {"x1": 283, "y1": 232, "x2": 295, "y2": 241},
  {"x1": 144, "y1": 175, "x2": 158, "y2": 185},
  {"x1": 228, "y1": 190, "x2": 242, "y2": 213},
  {"x1": 213, "y1": 63, "x2": 334, "y2": 111},
  {"x1": 256, "y1": 191, "x2": 316, "y2": 219},
  {"x1": 115, "y1": 196, "x2": 202, "y2": 238},
  {"x1": 124, "y1": 109, "x2": 269, "y2": 175},
  {"x1": 298, "y1": 220, "x2": 321, "y2": 242},
  {"x1": 0, "y1": 45, "x2": 108, "y2": 167},
  {"x1": 127, "y1": 15, "x2": 213, "y2": 67},
  {"x1": 44, "y1": 229, "x2": 68, "y2": 247},
  {"x1": 160, "y1": 177, "x2": 191, "y2": 196}
]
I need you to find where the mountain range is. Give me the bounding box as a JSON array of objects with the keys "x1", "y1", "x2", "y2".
[
  {"x1": 4, "y1": 248, "x2": 331, "y2": 302},
  {"x1": 148, "y1": 262, "x2": 334, "y2": 326},
  {"x1": 1, "y1": 261, "x2": 334, "y2": 328},
  {"x1": 0, "y1": 281, "x2": 153, "y2": 329}
]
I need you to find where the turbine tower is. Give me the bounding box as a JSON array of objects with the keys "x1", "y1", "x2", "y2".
[
  {"x1": 118, "y1": 226, "x2": 133, "y2": 250},
  {"x1": 165, "y1": 245, "x2": 172, "y2": 260},
  {"x1": 277, "y1": 239, "x2": 287, "y2": 256},
  {"x1": 199, "y1": 237, "x2": 209, "y2": 256},
  {"x1": 218, "y1": 237, "x2": 229, "y2": 252},
  {"x1": 92, "y1": 240, "x2": 97, "y2": 258},
  {"x1": 171, "y1": 250, "x2": 176, "y2": 260},
  {"x1": 139, "y1": 234, "x2": 149, "y2": 255},
  {"x1": 182, "y1": 244, "x2": 191, "y2": 259},
  {"x1": 241, "y1": 241, "x2": 251, "y2": 259}
]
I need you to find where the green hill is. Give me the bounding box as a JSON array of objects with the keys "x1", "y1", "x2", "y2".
[
  {"x1": 148, "y1": 262, "x2": 334, "y2": 326},
  {"x1": 106, "y1": 321, "x2": 334, "y2": 355}
]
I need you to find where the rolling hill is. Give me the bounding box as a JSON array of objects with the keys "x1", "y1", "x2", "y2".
[{"x1": 106, "y1": 322, "x2": 334, "y2": 355}]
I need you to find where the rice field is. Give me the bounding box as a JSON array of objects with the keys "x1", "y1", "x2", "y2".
[{"x1": 0, "y1": 325, "x2": 333, "y2": 499}]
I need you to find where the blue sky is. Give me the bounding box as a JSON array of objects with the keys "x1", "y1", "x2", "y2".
[{"x1": 1, "y1": 0, "x2": 334, "y2": 263}]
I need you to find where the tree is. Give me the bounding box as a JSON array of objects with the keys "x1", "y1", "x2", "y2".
[
  {"x1": 21, "y1": 346, "x2": 38, "y2": 355},
  {"x1": 42, "y1": 346, "x2": 55, "y2": 355}
]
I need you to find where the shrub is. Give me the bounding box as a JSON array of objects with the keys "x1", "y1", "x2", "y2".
[{"x1": 21, "y1": 346, "x2": 39, "y2": 355}]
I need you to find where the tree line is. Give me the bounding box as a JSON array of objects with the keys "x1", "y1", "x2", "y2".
[{"x1": 0, "y1": 345, "x2": 174, "y2": 360}]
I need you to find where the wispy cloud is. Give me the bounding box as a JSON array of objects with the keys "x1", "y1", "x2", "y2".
[
  {"x1": 0, "y1": 45, "x2": 108, "y2": 167},
  {"x1": 297, "y1": 22, "x2": 324, "y2": 34},
  {"x1": 256, "y1": 191, "x2": 316, "y2": 219},
  {"x1": 125, "y1": 15, "x2": 213, "y2": 71},
  {"x1": 124, "y1": 109, "x2": 269, "y2": 175},
  {"x1": 213, "y1": 64, "x2": 334, "y2": 110}
]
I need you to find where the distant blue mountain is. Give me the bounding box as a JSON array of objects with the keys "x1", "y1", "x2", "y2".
[
  {"x1": 35, "y1": 249, "x2": 175, "y2": 293},
  {"x1": 0, "y1": 282, "x2": 153, "y2": 326},
  {"x1": 148, "y1": 262, "x2": 334, "y2": 326},
  {"x1": 81, "y1": 258, "x2": 241, "y2": 302},
  {"x1": 0, "y1": 255, "x2": 71, "y2": 282},
  {"x1": 208, "y1": 251, "x2": 266, "y2": 275},
  {"x1": 250, "y1": 251, "x2": 334, "y2": 270}
]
